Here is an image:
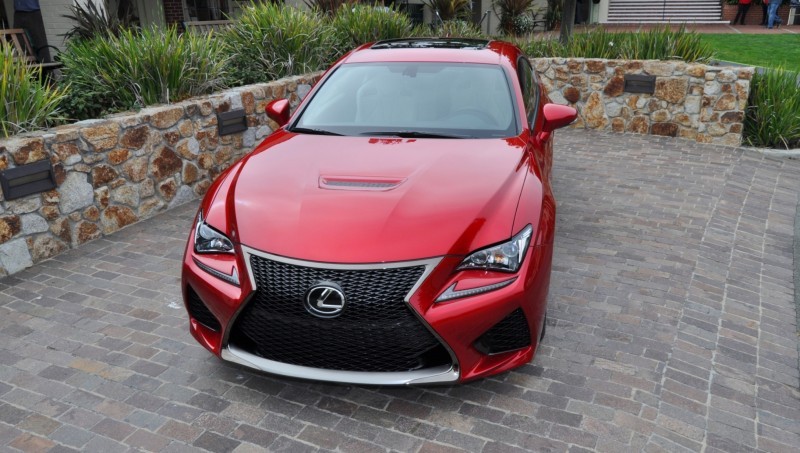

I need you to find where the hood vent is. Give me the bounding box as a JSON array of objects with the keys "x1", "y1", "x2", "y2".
[{"x1": 319, "y1": 176, "x2": 405, "y2": 191}]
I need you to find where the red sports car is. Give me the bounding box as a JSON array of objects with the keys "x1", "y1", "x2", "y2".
[{"x1": 181, "y1": 38, "x2": 577, "y2": 385}]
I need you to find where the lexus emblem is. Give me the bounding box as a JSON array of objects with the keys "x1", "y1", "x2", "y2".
[{"x1": 304, "y1": 282, "x2": 346, "y2": 318}]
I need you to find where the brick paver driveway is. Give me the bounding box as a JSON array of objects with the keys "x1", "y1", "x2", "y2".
[{"x1": 1, "y1": 130, "x2": 799, "y2": 452}]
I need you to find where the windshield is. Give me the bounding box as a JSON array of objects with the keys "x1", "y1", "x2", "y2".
[{"x1": 291, "y1": 62, "x2": 518, "y2": 138}]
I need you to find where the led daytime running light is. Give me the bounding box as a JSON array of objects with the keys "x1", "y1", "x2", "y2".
[
  {"x1": 193, "y1": 257, "x2": 240, "y2": 287},
  {"x1": 436, "y1": 278, "x2": 517, "y2": 302}
]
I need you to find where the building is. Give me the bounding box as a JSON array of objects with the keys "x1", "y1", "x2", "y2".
[
  {"x1": 8, "y1": 0, "x2": 789, "y2": 57},
  {"x1": 598, "y1": 0, "x2": 726, "y2": 24}
]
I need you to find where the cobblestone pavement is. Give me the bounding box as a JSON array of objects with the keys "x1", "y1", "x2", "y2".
[{"x1": 1, "y1": 130, "x2": 799, "y2": 452}]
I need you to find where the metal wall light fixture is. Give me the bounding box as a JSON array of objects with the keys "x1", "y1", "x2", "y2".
[
  {"x1": 217, "y1": 109, "x2": 248, "y2": 136},
  {"x1": 623, "y1": 74, "x2": 657, "y2": 94},
  {"x1": 0, "y1": 160, "x2": 57, "y2": 201}
]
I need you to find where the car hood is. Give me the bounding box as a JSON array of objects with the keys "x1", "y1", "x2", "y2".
[{"x1": 228, "y1": 131, "x2": 531, "y2": 263}]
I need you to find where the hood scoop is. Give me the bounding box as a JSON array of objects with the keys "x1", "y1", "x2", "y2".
[{"x1": 319, "y1": 175, "x2": 406, "y2": 191}]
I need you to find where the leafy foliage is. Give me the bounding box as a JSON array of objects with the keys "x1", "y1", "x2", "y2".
[
  {"x1": 223, "y1": 2, "x2": 337, "y2": 86},
  {"x1": 494, "y1": 0, "x2": 535, "y2": 35},
  {"x1": 618, "y1": 26, "x2": 713, "y2": 62},
  {"x1": 744, "y1": 68, "x2": 800, "y2": 149},
  {"x1": 517, "y1": 26, "x2": 714, "y2": 62},
  {"x1": 331, "y1": 5, "x2": 413, "y2": 50},
  {"x1": 59, "y1": 26, "x2": 226, "y2": 116},
  {"x1": 512, "y1": 13, "x2": 539, "y2": 36},
  {"x1": 304, "y1": 0, "x2": 357, "y2": 15},
  {"x1": 545, "y1": 0, "x2": 562, "y2": 30},
  {"x1": 0, "y1": 42, "x2": 67, "y2": 137},
  {"x1": 62, "y1": 0, "x2": 136, "y2": 41},
  {"x1": 422, "y1": 0, "x2": 472, "y2": 21},
  {"x1": 412, "y1": 20, "x2": 486, "y2": 39}
]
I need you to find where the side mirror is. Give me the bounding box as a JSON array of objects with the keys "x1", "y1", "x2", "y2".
[
  {"x1": 266, "y1": 99, "x2": 290, "y2": 127},
  {"x1": 542, "y1": 103, "x2": 578, "y2": 133}
]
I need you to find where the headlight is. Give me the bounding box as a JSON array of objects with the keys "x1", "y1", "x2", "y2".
[
  {"x1": 457, "y1": 225, "x2": 533, "y2": 273},
  {"x1": 194, "y1": 213, "x2": 234, "y2": 254}
]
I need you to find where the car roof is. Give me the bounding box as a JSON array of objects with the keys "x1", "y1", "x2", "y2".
[{"x1": 342, "y1": 38, "x2": 520, "y2": 66}]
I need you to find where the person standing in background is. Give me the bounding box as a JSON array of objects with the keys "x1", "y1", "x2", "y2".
[
  {"x1": 12, "y1": 0, "x2": 51, "y2": 62},
  {"x1": 767, "y1": 0, "x2": 783, "y2": 28},
  {"x1": 761, "y1": 0, "x2": 769, "y2": 25},
  {"x1": 734, "y1": 0, "x2": 753, "y2": 25}
]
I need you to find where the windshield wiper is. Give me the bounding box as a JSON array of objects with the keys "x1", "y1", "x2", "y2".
[
  {"x1": 289, "y1": 127, "x2": 344, "y2": 136},
  {"x1": 362, "y1": 131, "x2": 467, "y2": 139}
]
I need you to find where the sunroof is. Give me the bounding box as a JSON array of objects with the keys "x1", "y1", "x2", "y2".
[{"x1": 371, "y1": 38, "x2": 489, "y2": 50}]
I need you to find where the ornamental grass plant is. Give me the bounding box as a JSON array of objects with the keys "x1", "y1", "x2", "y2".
[
  {"x1": 62, "y1": 0, "x2": 137, "y2": 41},
  {"x1": 59, "y1": 26, "x2": 226, "y2": 117},
  {"x1": 517, "y1": 26, "x2": 713, "y2": 63},
  {"x1": 619, "y1": 26, "x2": 713, "y2": 62},
  {"x1": 422, "y1": 0, "x2": 472, "y2": 21},
  {"x1": 331, "y1": 5, "x2": 414, "y2": 50},
  {"x1": 223, "y1": 2, "x2": 337, "y2": 86},
  {"x1": 744, "y1": 67, "x2": 800, "y2": 149},
  {"x1": 413, "y1": 20, "x2": 486, "y2": 39},
  {"x1": 494, "y1": 0, "x2": 536, "y2": 36},
  {"x1": 0, "y1": 42, "x2": 67, "y2": 138},
  {"x1": 304, "y1": 0, "x2": 357, "y2": 16}
]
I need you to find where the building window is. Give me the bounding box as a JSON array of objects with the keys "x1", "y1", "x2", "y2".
[{"x1": 184, "y1": 0, "x2": 231, "y2": 21}]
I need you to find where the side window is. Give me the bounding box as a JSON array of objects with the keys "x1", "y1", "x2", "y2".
[
  {"x1": 518, "y1": 58, "x2": 540, "y2": 127},
  {"x1": 517, "y1": 58, "x2": 533, "y2": 117}
]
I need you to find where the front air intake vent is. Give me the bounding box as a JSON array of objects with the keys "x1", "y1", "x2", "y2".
[
  {"x1": 186, "y1": 287, "x2": 221, "y2": 332},
  {"x1": 319, "y1": 176, "x2": 405, "y2": 191},
  {"x1": 474, "y1": 308, "x2": 531, "y2": 355},
  {"x1": 230, "y1": 255, "x2": 452, "y2": 372}
]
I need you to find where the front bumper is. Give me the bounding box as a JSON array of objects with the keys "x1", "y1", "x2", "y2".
[{"x1": 182, "y1": 239, "x2": 552, "y2": 385}]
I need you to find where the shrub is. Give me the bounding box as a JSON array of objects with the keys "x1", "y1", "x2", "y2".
[
  {"x1": 304, "y1": 0, "x2": 356, "y2": 16},
  {"x1": 224, "y1": 3, "x2": 337, "y2": 86},
  {"x1": 544, "y1": 0, "x2": 562, "y2": 31},
  {"x1": 413, "y1": 20, "x2": 487, "y2": 39},
  {"x1": 744, "y1": 68, "x2": 800, "y2": 149},
  {"x1": 331, "y1": 5, "x2": 414, "y2": 50},
  {"x1": 62, "y1": 0, "x2": 136, "y2": 41},
  {"x1": 0, "y1": 42, "x2": 66, "y2": 138},
  {"x1": 618, "y1": 26, "x2": 713, "y2": 62},
  {"x1": 513, "y1": 34, "x2": 565, "y2": 59},
  {"x1": 513, "y1": 13, "x2": 538, "y2": 36},
  {"x1": 494, "y1": 0, "x2": 535, "y2": 35},
  {"x1": 422, "y1": 0, "x2": 472, "y2": 21},
  {"x1": 562, "y1": 27, "x2": 619, "y2": 59},
  {"x1": 59, "y1": 26, "x2": 226, "y2": 117},
  {"x1": 517, "y1": 26, "x2": 714, "y2": 62}
]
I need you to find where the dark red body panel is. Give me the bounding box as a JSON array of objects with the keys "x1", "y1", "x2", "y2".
[{"x1": 228, "y1": 132, "x2": 530, "y2": 263}]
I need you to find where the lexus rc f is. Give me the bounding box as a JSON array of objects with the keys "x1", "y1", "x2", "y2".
[{"x1": 181, "y1": 38, "x2": 577, "y2": 385}]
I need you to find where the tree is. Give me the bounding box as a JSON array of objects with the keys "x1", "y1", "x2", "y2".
[{"x1": 559, "y1": 0, "x2": 576, "y2": 45}]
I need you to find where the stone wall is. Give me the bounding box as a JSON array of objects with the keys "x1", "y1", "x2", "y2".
[
  {"x1": 533, "y1": 58, "x2": 754, "y2": 146},
  {"x1": 0, "y1": 73, "x2": 320, "y2": 277},
  {"x1": 0, "y1": 60, "x2": 757, "y2": 277}
]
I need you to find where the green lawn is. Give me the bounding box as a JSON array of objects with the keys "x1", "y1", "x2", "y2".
[{"x1": 699, "y1": 34, "x2": 800, "y2": 71}]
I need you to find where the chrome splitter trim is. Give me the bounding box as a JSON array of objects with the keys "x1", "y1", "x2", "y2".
[{"x1": 222, "y1": 345, "x2": 459, "y2": 385}]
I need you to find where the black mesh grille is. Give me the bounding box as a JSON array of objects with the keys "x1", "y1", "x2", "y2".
[
  {"x1": 187, "y1": 286, "x2": 221, "y2": 332},
  {"x1": 230, "y1": 255, "x2": 452, "y2": 372},
  {"x1": 474, "y1": 308, "x2": 531, "y2": 355}
]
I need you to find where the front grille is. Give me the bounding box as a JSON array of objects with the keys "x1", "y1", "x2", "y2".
[
  {"x1": 229, "y1": 254, "x2": 452, "y2": 372},
  {"x1": 474, "y1": 308, "x2": 531, "y2": 355},
  {"x1": 186, "y1": 286, "x2": 221, "y2": 332}
]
